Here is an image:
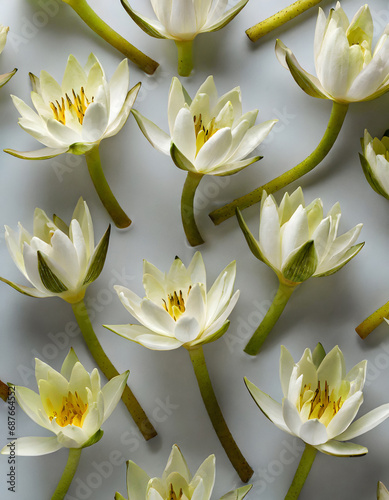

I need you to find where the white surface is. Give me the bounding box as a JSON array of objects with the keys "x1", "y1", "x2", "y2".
[{"x1": 1, "y1": 0, "x2": 389, "y2": 498}]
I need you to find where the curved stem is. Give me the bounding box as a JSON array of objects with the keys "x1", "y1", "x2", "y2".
[
  {"x1": 244, "y1": 281, "x2": 296, "y2": 356},
  {"x1": 71, "y1": 299, "x2": 157, "y2": 441},
  {"x1": 188, "y1": 345, "x2": 253, "y2": 482},
  {"x1": 85, "y1": 146, "x2": 131, "y2": 229},
  {"x1": 62, "y1": 0, "x2": 159, "y2": 74},
  {"x1": 181, "y1": 171, "x2": 204, "y2": 246},
  {"x1": 51, "y1": 448, "x2": 82, "y2": 500},
  {"x1": 284, "y1": 443, "x2": 317, "y2": 500},
  {"x1": 209, "y1": 101, "x2": 349, "y2": 225},
  {"x1": 356, "y1": 299, "x2": 389, "y2": 339},
  {"x1": 246, "y1": 0, "x2": 324, "y2": 42},
  {"x1": 175, "y1": 40, "x2": 194, "y2": 77}
]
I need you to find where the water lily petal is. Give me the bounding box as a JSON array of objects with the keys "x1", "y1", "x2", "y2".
[
  {"x1": 245, "y1": 378, "x2": 290, "y2": 433},
  {"x1": 315, "y1": 439, "x2": 367, "y2": 456},
  {"x1": 336, "y1": 404, "x2": 389, "y2": 441},
  {"x1": 132, "y1": 109, "x2": 171, "y2": 155},
  {"x1": 1, "y1": 436, "x2": 63, "y2": 456}
]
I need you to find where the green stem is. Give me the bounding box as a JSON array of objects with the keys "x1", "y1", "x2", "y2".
[
  {"x1": 62, "y1": 0, "x2": 159, "y2": 74},
  {"x1": 246, "y1": 0, "x2": 324, "y2": 42},
  {"x1": 71, "y1": 299, "x2": 157, "y2": 441},
  {"x1": 51, "y1": 448, "x2": 82, "y2": 500},
  {"x1": 175, "y1": 40, "x2": 194, "y2": 77},
  {"x1": 181, "y1": 171, "x2": 205, "y2": 246},
  {"x1": 244, "y1": 281, "x2": 296, "y2": 356},
  {"x1": 284, "y1": 444, "x2": 317, "y2": 500},
  {"x1": 209, "y1": 101, "x2": 349, "y2": 225},
  {"x1": 85, "y1": 146, "x2": 131, "y2": 229},
  {"x1": 356, "y1": 299, "x2": 389, "y2": 339},
  {"x1": 188, "y1": 345, "x2": 253, "y2": 482}
]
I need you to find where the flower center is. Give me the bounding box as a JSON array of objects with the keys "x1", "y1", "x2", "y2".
[
  {"x1": 162, "y1": 287, "x2": 191, "y2": 321},
  {"x1": 50, "y1": 87, "x2": 94, "y2": 126},
  {"x1": 193, "y1": 114, "x2": 219, "y2": 156},
  {"x1": 48, "y1": 390, "x2": 88, "y2": 428},
  {"x1": 169, "y1": 484, "x2": 183, "y2": 500},
  {"x1": 299, "y1": 381, "x2": 344, "y2": 426}
]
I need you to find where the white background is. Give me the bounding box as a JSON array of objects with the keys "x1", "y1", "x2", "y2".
[{"x1": 1, "y1": 0, "x2": 389, "y2": 498}]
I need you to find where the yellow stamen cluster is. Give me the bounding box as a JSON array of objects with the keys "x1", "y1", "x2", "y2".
[
  {"x1": 193, "y1": 114, "x2": 218, "y2": 156},
  {"x1": 48, "y1": 391, "x2": 88, "y2": 428},
  {"x1": 169, "y1": 484, "x2": 183, "y2": 500},
  {"x1": 299, "y1": 381, "x2": 344, "y2": 426},
  {"x1": 50, "y1": 87, "x2": 93, "y2": 126},
  {"x1": 162, "y1": 287, "x2": 191, "y2": 321}
]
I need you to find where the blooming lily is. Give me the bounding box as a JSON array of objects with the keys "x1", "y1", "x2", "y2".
[
  {"x1": 237, "y1": 187, "x2": 364, "y2": 355},
  {"x1": 132, "y1": 75, "x2": 277, "y2": 245},
  {"x1": 0, "y1": 349, "x2": 128, "y2": 499},
  {"x1": 209, "y1": 2, "x2": 389, "y2": 227},
  {"x1": 0, "y1": 25, "x2": 16, "y2": 87},
  {"x1": 356, "y1": 130, "x2": 389, "y2": 339},
  {"x1": 121, "y1": 0, "x2": 249, "y2": 76},
  {"x1": 105, "y1": 252, "x2": 253, "y2": 482},
  {"x1": 0, "y1": 199, "x2": 156, "y2": 440},
  {"x1": 276, "y1": 3, "x2": 389, "y2": 103},
  {"x1": 360, "y1": 129, "x2": 389, "y2": 200},
  {"x1": 5, "y1": 54, "x2": 141, "y2": 227},
  {"x1": 245, "y1": 345, "x2": 389, "y2": 498},
  {"x1": 115, "y1": 445, "x2": 252, "y2": 500},
  {"x1": 105, "y1": 252, "x2": 239, "y2": 350},
  {"x1": 1, "y1": 197, "x2": 109, "y2": 304}
]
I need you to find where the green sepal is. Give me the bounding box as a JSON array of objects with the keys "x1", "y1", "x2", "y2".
[
  {"x1": 120, "y1": 0, "x2": 167, "y2": 39},
  {"x1": 193, "y1": 321, "x2": 230, "y2": 346},
  {"x1": 115, "y1": 493, "x2": 126, "y2": 500},
  {"x1": 219, "y1": 484, "x2": 253, "y2": 500},
  {"x1": 37, "y1": 251, "x2": 68, "y2": 293},
  {"x1": 83, "y1": 225, "x2": 111, "y2": 285},
  {"x1": 279, "y1": 40, "x2": 327, "y2": 100},
  {"x1": 282, "y1": 240, "x2": 318, "y2": 283},
  {"x1": 207, "y1": 0, "x2": 249, "y2": 32},
  {"x1": 0, "y1": 276, "x2": 47, "y2": 298},
  {"x1": 53, "y1": 214, "x2": 70, "y2": 236},
  {"x1": 0, "y1": 380, "x2": 9, "y2": 402},
  {"x1": 312, "y1": 343, "x2": 326, "y2": 368},
  {"x1": 359, "y1": 153, "x2": 389, "y2": 200},
  {"x1": 29, "y1": 72, "x2": 40, "y2": 93},
  {"x1": 181, "y1": 84, "x2": 192, "y2": 106},
  {"x1": 81, "y1": 429, "x2": 104, "y2": 449},
  {"x1": 314, "y1": 242, "x2": 365, "y2": 277},
  {"x1": 236, "y1": 208, "x2": 264, "y2": 262},
  {"x1": 170, "y1": 143, "x2": 197, "y2": 172}
]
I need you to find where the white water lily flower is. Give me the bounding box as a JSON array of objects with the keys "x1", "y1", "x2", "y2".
[
  {"x1": 378, "y1": 482, "x2": 389, "y2": 499},
  {"x1": 276, "y1": 2, "x2": 389, "y2": 103},
  {"x1": 105, "y1": 252, "x2": 239, "y2": 350},
  {"x1": 1, "y1": 198, "x2": 110, "y2": 303},
  {"x1": 0, "y1": 25, "x2": 16, "y2": 87},
  {"x1": 0, "y1": 349, "x2": 128, "y2": 456},
  {"x1": 237, "y1": 187, "x2": 364, "y2": 285},
  {"x1": 245, "y1": 345, "x2": 389, "y2": 456},
  {"x1": 132, "y1": 75, "x2": 277, "y2": 176},
  {"x1": 5, "y1": 53, "x2": 140, "y2": 160},
  {"x1": 121, "y1": 0, "x2": 248, "y2": 42},
  {"x1": 360, "y1": 129, "x2": 389, "y2": 200},
  {"x1": 115, "y1": 444, "x2": 252, "y2": 500}
]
